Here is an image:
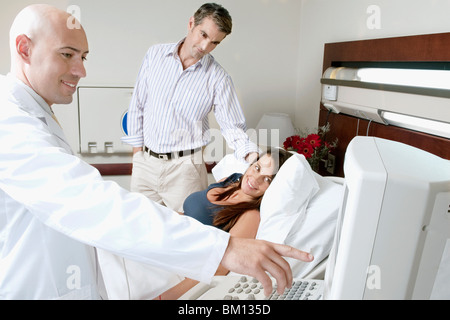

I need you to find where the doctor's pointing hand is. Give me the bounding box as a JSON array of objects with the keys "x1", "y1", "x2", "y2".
[{"x1": 0, "y1": 4, "x2": 313, "y2": 299}]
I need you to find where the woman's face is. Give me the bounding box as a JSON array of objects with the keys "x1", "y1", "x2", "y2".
[{"x1": 241, "y1": 154, "x2": 277, "y2": 199}]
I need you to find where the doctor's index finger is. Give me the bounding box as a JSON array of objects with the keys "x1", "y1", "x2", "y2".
[{"x1": 273, "y1": 243, "x2": 315, "y2": 262}]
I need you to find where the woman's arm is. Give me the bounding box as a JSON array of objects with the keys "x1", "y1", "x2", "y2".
[{"x1": 228, "y1": 209, "x2": 260, "y2": 239}]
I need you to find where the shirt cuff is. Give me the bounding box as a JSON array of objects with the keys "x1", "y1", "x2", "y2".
[
  {"x1": 234, "y1": 141, "x2": 261, "y2": 163},
  {"x1": 120, "y1": 135, "x2": 144, "y2": 148}
]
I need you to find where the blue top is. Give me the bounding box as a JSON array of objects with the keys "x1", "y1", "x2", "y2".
[{"x1": 183, "y1": 173, "x2": 242, "y2": 228}]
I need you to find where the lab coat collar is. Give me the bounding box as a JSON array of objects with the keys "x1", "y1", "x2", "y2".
[
  {"x1": 5, "y1": 73, "x2": 54, "y2": 119},
  {"x1": 2, "y1": 73, "x2": 72, "y2": 153}
]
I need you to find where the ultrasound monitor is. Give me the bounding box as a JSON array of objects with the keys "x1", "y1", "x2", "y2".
[{"x1": 323, "y1": 136, "x2": 450, "y2": 299}]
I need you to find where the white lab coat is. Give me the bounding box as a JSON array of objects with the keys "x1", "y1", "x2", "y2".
[{"x1": 0, "y1": 74, "x2": 229, "y2": 299}]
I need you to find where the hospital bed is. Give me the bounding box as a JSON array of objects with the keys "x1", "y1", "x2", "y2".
[
  {"x1": 98, "y1": 152, "x2": 343, "y2": 300},
  {"x1": 178, "y1": 153, "x2": 344, "y2": 299}
]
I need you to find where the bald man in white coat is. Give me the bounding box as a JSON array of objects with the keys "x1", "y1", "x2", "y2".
[{"x1": 0, "y1": 4, "x2": 313, "y2": 299}]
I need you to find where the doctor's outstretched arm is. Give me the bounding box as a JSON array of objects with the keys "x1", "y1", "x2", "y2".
[{"x1": 221, "y1": 237, "x2": 314, "y2": 296}]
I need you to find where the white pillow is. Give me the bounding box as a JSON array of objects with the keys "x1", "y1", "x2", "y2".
[
  {"x1": 211, "y1": 154, "x2": 249, "y2": 182},
  {"x1": 256, "y1": 153, "x2": 320, "y2": 243},
  {"x1": 284, "y1": 173, "x2": 343, "y2": 278}
]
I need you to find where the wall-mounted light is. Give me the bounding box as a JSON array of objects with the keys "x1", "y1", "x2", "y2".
[
  {"x1": 321, "y1": 67, "x2": 450, "y2": 139},
  {"x1": 357, "y1": 68, "x2": 450, "y2": 90},
  {"x1": 381, "y1": 111, "x2": 450, "y2": 139}
]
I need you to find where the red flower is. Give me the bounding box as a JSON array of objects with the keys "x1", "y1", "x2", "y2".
[
  {"x1": 306, "y1": 134, "x2": 321, "y2": 149},
  {"x1": 291, "y1": 136, "x2": 304, "y2": 151},
  {"x1": 283, "y1": 136, "x2": 293, "y2": 149},
  {"x1": 298, "y1": 141, "x2": 314, "y2": 159}
]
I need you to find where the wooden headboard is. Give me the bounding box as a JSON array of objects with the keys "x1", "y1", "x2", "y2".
[{"x1": 318, "y1": 32, "x2": 450, "y2": 177}]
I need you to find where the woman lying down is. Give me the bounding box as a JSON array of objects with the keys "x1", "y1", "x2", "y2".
[{"x1": 160, "y1": 148, "x2": 293, "y2": 299}]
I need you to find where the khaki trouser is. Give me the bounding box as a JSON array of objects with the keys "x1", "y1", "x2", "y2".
[{"x1": 130, "y1": 150, "x2": 208, "y2": 212}]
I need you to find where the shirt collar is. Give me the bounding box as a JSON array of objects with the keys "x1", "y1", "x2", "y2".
[{"x1": 167, "y1": 38, "x2": 213, "y2": 70}]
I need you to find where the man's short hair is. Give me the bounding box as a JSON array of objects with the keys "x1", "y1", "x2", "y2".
[{"x1": 193, "y1": 3, "x2": 232, "y2": 35}]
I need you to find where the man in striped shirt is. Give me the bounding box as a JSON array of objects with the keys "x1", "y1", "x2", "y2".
[{"x1": 122, "y1": 3, "x2": 259, "y2": 212}]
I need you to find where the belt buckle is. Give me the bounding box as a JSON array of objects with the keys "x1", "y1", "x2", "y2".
[{"x1": 158, "y1": 154, "x2": 169, "y2": 160}]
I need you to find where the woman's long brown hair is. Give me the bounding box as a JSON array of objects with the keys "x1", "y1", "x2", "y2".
[{"x1": 212, "y1": 148, "x2": 292, "y2": 231}]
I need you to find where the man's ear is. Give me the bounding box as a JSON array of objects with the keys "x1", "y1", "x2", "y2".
[
  {"x1": 16, "y1": 34, "x2": 32, "y2": 64},
  {"x1": 188, "y1": 16, "x2": 195, "y2": 31}
]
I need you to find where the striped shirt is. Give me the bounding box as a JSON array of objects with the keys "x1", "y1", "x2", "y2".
[{"x1": 121, "y1": 39, "x2": 258, "y2": 160}]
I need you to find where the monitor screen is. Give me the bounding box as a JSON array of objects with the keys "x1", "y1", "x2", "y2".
[{"x1": 324, "y1": 136, "x2": 450, "y2": 299}]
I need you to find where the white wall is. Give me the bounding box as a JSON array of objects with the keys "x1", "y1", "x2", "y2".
[
  {"x1": 1, "y1": 0, "x2": 449, "y2": 163},
  {"x1": 0, "y1": 0, "x2": 303, "y2": 154}
]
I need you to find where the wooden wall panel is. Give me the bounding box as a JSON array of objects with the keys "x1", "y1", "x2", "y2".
[{"x1": 322, "y1": 32, "x2": 450, "y2": 71}]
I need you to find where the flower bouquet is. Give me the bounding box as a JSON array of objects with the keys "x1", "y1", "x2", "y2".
[{"x1": 283, "y1": 123, "x2": 338, "y2": 172}]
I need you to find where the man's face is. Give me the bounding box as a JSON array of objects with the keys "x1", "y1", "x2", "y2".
[
  {"x1": 185, "y1": 16, "x2": 227, "y2": 61},
  {"x1": 26, "y1": 23, "x2": 89, "y2": 106}
]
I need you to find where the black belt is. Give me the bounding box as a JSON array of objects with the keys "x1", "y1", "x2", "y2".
[{"x1": 143, "y1": 146, "x2": 200, "y2": 160}]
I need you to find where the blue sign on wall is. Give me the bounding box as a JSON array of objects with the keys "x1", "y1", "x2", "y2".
[{"x1": 121, "y1": 111, "x2": 128, "y2": 135}]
